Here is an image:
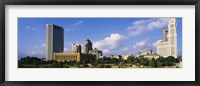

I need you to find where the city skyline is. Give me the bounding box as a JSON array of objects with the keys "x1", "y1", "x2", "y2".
[{"x1": 18, "y1": 18, "x2": 182, "y2": 59}]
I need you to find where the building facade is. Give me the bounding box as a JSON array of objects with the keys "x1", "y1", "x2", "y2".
[
  {"x1": 139, "y1": 50, "x2": 153, "y2": 56},
  {"x1": 89, "y1": 48, "x2": 103, "y2": 60},
  {"x1": 83, "y1": 39, "x2": 93, "y2": 54},
  {"x1": 122, "y1": 55, "x2": 133, "y2": 60},
  {"x1": 137, "y1": 50, "x2": 160, "y2": 60},
  {"x1": 72, "y1": 43, "x2": 82, "y2": 53},
  {"x1": 53, "y1": 52, "x2": 81, "y2": 62},
  {"x1": 46, "y1": 24, "x2": 64, "y2": 61},
  {"x1": 156, "y1": 18, "x2": 178, "y2": 58}
]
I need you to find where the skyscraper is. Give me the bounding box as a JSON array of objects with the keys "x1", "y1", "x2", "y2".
[
  {"x1": 162, "y1": 28, "x2": 168, "y2": 41},
  {"x1": 46, "y1": 24, "x2": 64, "y2": 61},
  {"x1": 83, "y1": 39, "x2": 93, "y2": 54},
  {"x1": 156, "y1": 18, "x2": 178, "y2": 58},
  {"x1": 72, "y1": 43, "x2": 82, "y2": 53}
]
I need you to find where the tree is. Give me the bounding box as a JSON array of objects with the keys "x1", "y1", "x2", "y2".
[
  {"x1": 163, "y1": 59, "x2": 169, "y2": 66},
  {"x1": 19, "y1": 56, "x2": 41, "y2": 64},
  {"x1": 149, "y1": 58, "x2": 156, "y2": 68},
  {"x1": 132, "y1": 57, "x2": 140, "y2": 64},
  {"x1": 112, "y1": 58, "x2": 119, "y2": 64},
  {"x1": 93, "y1": 60, "x2": 98, "y2": 66},
  {"x1": 140, "y1": 58, "x2": 145, "y2": 65},
  {"x1": 127, "y1": 56, "x2": 133, "y2": 62},
  {"x1": 166, "y1": 56, "x2": 176, "y2": 66},
  {"x1": 156, "y1": 59, "x2": 162, "y2": 67}
]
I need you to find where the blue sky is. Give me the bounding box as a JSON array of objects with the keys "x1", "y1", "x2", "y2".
[{"x1": 18, "y1": 18, "x2": 182, "y2": 58}]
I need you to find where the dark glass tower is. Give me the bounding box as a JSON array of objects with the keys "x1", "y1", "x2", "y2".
[{"x1": 46, "y1": 24, "x2": 64, "y2": 61}]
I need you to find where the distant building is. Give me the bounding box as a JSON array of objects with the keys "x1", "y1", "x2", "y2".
[
  {"x1": 139, "y1": 50, "x2": 153, "y2": 55},
  {"x1": 114, "y1": 55, "x2": 123, "y2": 61},
  {"x1": 156, "y1": 18, "x2": 178, "y2": 58},
  {"x1": 46, "y1": 24, "x2": 64, "y2": 61},
  {"x1": 72, "y1": 43, "x2": 82, "y2": 53},
  {"x1": 81, "y1": 53, "x2": 96, "y2": 61},
  {"x1": 83, "y1": 39, "x2": 93, "y2": 54},
  {"x1": 122, "y1": 54, "x2": 133, "y2": 60},
  {"x1": 109, "y1": 55, "x2": 114, "y2": 59},
  {"x1": 54, "y1": 52, "x2": 81, "y2": 62},
  {"x1": 89, "y1": 48, "x2": 102, "y2": 60},
  {"x1": 137, "y1": 50, "x2": 160, "y2": 60}
]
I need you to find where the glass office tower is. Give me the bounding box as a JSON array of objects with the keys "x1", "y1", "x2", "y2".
[{"x1": 46, "y1": 24, "x2": 64, "y2": 61}]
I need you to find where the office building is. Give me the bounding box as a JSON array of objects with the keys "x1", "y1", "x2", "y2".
[
  {"x1": 83, "y1": 39, "x2": 93, "y2": 54},
  {"x1": 89, "y1": 48, "x2": 103, "y2": 60},
  {"x1": 46, "y1": 24, "x2": 64, "y2": 61},
  {"x1": 72, "y1": 43, "x2": 82, "y2": 53},
  {"x1": 156, "y1": 18, "x2": 178, "y2": 58}
]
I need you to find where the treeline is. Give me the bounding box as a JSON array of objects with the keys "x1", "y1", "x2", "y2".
[
  {"x1": 124, "y1": 56, "x2": 181, "y2": 68},
  {"x1": 18, "y1": 56, "x2": 81, "y2": 68},
  {"x1": 18, "y1": 56, "x2": 181, "y2": 68},
  {"x1": 82, "y1": 55, "x2": 180, "y2": 68}
]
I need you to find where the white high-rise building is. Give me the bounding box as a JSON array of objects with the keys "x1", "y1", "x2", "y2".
[
  {"x1": 72, "y1": 43, "x2": 82, "y2": 53},
  {"x1": 156, "y1": 18, "x2": 178, "y2": 58}
]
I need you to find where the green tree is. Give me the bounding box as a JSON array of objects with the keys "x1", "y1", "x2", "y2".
[
  {"x1": 166, "y1": 56, "x2": 176, "y2": 66},
  {"x1": 132, "y1": 57, "x2": 140, "y2": 64},
  {"x1": 149, "y1": 58, "x2": 156, "y2": 68},
  {"x1": 112, "y1": 58, "x2": 119, "y2": 64},
  {"x1": 127, "y1": 56, "x2": 133, "y2": 62},
  {"x1": 156, "y1": 59, "x2": 162, "y2": 67}
]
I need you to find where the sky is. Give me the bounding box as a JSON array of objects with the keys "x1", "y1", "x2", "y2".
[{"x1": 18, "y1": 18, "x2": 182, "y2": 59}]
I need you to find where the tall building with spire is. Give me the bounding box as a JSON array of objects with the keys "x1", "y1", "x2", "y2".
[
  {"x1": 83, "y1": 39, "x2": 93, "y2": 54},
  {"x1": 156, "y1": 18, "x2": 178, "y2": 58},
  {"x1": 46, "y1": 24, "x2": 64, "y2": 61}
]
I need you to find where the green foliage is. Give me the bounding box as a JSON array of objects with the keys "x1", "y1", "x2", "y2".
[
  {"x1": 132, "y1": 57, "x2": 140, "y2": 64},
  {"x1": 139, "y1": 57, "x2": 149, "y2": 66},
  {"x1": 18, "y1": 55, "x2": 181, "y2": 68},
  {"x1": 127, "y1": 56, "x2": 134, "y2": 62},
  {"x1": 19, "y1": 56, "x2": 41, "y2": 64},
  {"x1": 149, "y1": 58, "x2": 156, "y2": 68},
  {"x1": 156, "y1": 60, "x2": 162, "y2": 67}
]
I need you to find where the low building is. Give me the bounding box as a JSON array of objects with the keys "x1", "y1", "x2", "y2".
[
  {"x1": 122, "y1": 54, "x2": 133, "y2": 60},
  {"x1": 140, "y1": 54, "x2": 160, "y2": 60},
  {"x1": 139, "y1": 50, "x2": 153, "y2": 55},
  {"x1": 81, "y1": 53, "x2": 96, "y2": 61},
  {"x1": 113, "y1": 55, "x2": 123, "y2": 61},
  {"x1": 53, "y1": 52, "x2": 81, "y2": 62},
  {"x1": 137, "y1": 50, "x2": 160, "y2": 60},
  {"x1": 89, "y1": 48, "x2": 102, "y2": 60}
]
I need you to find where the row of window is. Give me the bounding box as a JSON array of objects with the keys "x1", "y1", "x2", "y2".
[{"x1": 55, "y1": 56, "x2": 79, "y2": 60}]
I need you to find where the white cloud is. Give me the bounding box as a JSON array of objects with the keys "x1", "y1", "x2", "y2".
[
  {"x1": 93, "y1": 33, "x2": 126, "y2": 55},
  {"x1": 64, "y1": 20, "x2": 84, "y2": 32},
  {"x1": 122, "y1": 47, "x2": 128, "y2": 51},
  {"x1": 133, "y1": 40, "x2": 148, "y2": 51},
  {"x1": 33, "y1": 43, "x2": 46, "y2": 48},
  {"x1": 25, "y1": 49, "x2": 45, "y2": 57},
  {"x1": 72, "y1": 20, "x2": 84, "y2": 26},
  {"x1": 127, "y1": 18, "x2": 169, "y2": 37},
  {"x1": 41, "y1": 43, "x2": 46, "y2": 47},
  {"x1": 131, "y1": 38, "x2": 155, "y2": 55},
  {"x1": 25, "y1": 26, "x2": 38, "y2": 31},
  {"x1": 25, "y1": 26, "x2": 30, "y2": 29}
]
